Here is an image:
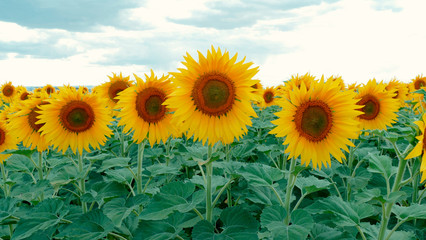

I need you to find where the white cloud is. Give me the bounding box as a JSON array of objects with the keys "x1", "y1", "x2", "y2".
[
  {"x1": 257, "y1": 0, "x2": 426, "y2": 86},
  {"x1": 0, "y1": 55, "x2": 150, "y2": 86},
  {"x1": 0, "y1": 21, "x2": 47, "y2": 42}
]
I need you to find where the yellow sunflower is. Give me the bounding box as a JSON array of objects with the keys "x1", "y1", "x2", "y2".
[
  {"x1": 116, "y1": 70, "x2": 176, "y2": 146},
  {"x1": 346, "y1": 82, "x2": 360, "y2": 91},
  {"x1": 96, "y1": 72, "x2": 133, "y2": 114},
  {"x1": 164, "y1": 46, "x2": 259, "y2": 146},
  {"x1": 409, "y1": 74, "x2": 426, "y2": 93},
  {"x1": 281, "y1": 73, "x2": 317, "y2": 100},
  {"x1": 8, "y1": 93, "x2": 51, "y2": 152},
  {"x1": 259, "y1": 87, "x2": 278, "y2": 108},
  {"x1": 1, "y1": 82, "x2": 16, "y2": 103},
  {"x1": 385, "y1": 78, "x2": 408, "y2": 108},
  {"x1": 250, "y1": 80, "x2": 263, "y2": 103},
  {"x1": 0, "y1": 121, "x2": 19, "y2": 163},
  {"x1": 328, "y1": 75, "x2": 345, "y2": 90},
  {"x1": 355, "y1": 79, "x2": 399, "y2": 131},
  {"x1": 37, "y1": 86, "x2": 113, "y2": 154},
  {"x1": 270, "y1": 78, "x2": 361, "y2": 169},
  {"x1": 405, "y1": 114, "x2": 426, "y2": 182},
  {"x1": 42, "y1": 84, "x2": 56, "y2": 95}
]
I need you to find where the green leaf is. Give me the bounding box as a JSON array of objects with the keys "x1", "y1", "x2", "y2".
[
  {"x1": 11, "y1": 180, "x2": 54, "y2": 202},
  {"x1": 260, "y1": 206, "x2": 313, "y2": 240},
  {"x1": 231, "y1": 141, "x2": 257, "y2": 159},
  {"x1": 104, "y1": 168, "x2": 133, "y2": 183},
  {"x1": 146, "y1": 164, "x2": 181, "y2": 176},
  {"x1": 348, "y1": 167, "x2": 372, "y2": 190},
  {"x1": 0, "y1": 198, "x2": 19, "y2": 224},
  {"x1": 306, "y1": 196, "x2": 376, "y2": 227},
  {"x1": 295, "y1": 176, "x2": 331, "y2": 194},
  {"x1": 246, "y1": 185, "x2": 283, "y2": 206},
  {"x1": 392, "y1": 204, "x2": 426, "y2": 220},
  {"x1": 97, "y1": 157, "x2": 131, "y2": 172},
  {"x1": 48, "y1": 165, "x2": 80, "y2": 187},
  {"x1": 237, "y1": 163, "x2": 284, "y2": 187},
  {"x1": 12, "y1": 199, "x2": 68, "y2": 240},
  {"x1": 82, "y1": 182, "x2": 128, "y2": 206},
  {"x1": 367, "y1": 153, "x2": 394, "y2": 180},
  {"x1": 192, "y1": 206, "x2": 259, "y2": 240},
  {"x1": 135, "y1": 212, "x2": 199, "y2": 240},
  {"x1": 139, "y1": 182, "x2": 203, "y2": 220},
  {"x1": 189, "y1": 174, "x2": 229, "y2": 191},
  {"x1": 56, "y1": 209, "x2": 115, "y2": 240},
  {"x1": 103, "y1": 194, "x2": 149, "y2": 226},
  {"x1": 311, "y1": 224, "x2": 352, "y2": 240},
  {"x1": 2, "y1": 149, "x2": 36, "y2": 158},
  {"x1": 4, "y1": 154, "x2": 34, "y2": 173}
]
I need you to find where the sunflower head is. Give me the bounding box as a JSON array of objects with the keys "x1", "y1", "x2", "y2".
[
  {"x1": 346, "y1": 82, "x2": 360, "y2": 91},
  {"x1": 250, "y1": 80, "x2": 264, "y2": 103},
  {"x1": 410, "y1": 75, "x2": 426, "y2": 92},
  {"x1": 1, "y1": 82, "x2": 16, "y2": 103},
  {"x1": 258, "y1": 87, "x2": 278, "y2": 108},
  {"x1": 116, "y1": 70, "x2": 176, "y2": 146},
  {"x1": 0, "y1": 121, "x2": 19, "y2": 159},
  {"x1": 164, "y1": 46, "x2": 259, "y2": 146},
  {"x1": 355, "y1": 79, "x2": 399, "y2": 131},
  {"x1": 328, "y1": 75, "x2": 345, "y2": 90},
  {"x1": 385, "y1": 78, "x2": 408, "y2": 107},
  {"x1": 97, "y1": 72, "x2": 133, "y2": 115},
  {"x1": 281, "y1": 73, "x2": 317, "y2": 100},
  {"x1": 8, "y1": 92, "x2": 51, "y2": 152},
  {"x1": 405, "y1": 114, "x2": 426, "y2": 182},
  {"x1": 270, "y1": 78, "x2": 361, "y2": 169},
  {"x1": 42, "y1": 84, "x2": 56, "y2": 95},
  {"x1": 37, "y1": 86, "x2": 113, "y2": 154}
]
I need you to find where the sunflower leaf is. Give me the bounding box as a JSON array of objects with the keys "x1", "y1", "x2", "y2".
[
  {"x1": 237, "y1": 163, "x2": 284, "y2": 187},
  {"x1": 192, "y1": 206, "x2": 259, "y2": 240}
]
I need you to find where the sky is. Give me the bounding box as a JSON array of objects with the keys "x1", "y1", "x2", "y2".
[{"x1": 0, "y1": 0, "x2": 425, "y2": 87}]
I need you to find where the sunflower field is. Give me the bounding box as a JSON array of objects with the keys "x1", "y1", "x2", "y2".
[{"x1": 0, "y1": 46, "x2": 426, "y2": 240}]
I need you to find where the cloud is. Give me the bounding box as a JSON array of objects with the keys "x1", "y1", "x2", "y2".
[{"x1": 0, "y1": 0, "x2": 138, "y2": 31}]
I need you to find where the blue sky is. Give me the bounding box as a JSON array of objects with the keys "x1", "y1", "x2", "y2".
[{"x1": 0, "y1": 0, "x2": 425, "y2": 87}]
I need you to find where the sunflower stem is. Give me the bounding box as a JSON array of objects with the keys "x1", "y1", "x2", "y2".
[
  {"x1": 205, "y1": 145, "x2": 213, "y2": 223},
  {"x1": 119, "y1": 125, "x2": 126, "y2": 157},
  {"x1": 136, "y1": 140, "x2": 146, "y2": 195},
  {"x1": 38, "y1": 151, "x2": 43, "y2": 181},
  {"x1": 284, "y1": 157, "x2": 297, "y2": 225},
  {"x1": 377, "y1": 142, "x2": 409, "y2": 240},
  {"x1": 77, "y1": 153, "x2": 87, "y2": 214},
  {"x1": 1, "y1": 161, "x2": 9, "y2": 197}
]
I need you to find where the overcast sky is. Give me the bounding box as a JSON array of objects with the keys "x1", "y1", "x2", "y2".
[{"x1": 0, "y1": 0, "x2": 425, "y2": 87}]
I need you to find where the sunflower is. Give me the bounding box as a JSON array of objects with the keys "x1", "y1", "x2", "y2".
[
  {"x1": 328, "y1": 75, "x2": 345, "y2": 90},
  {"x1": 42, "y1": 84, "x2": 56, "y2": 95},
  {"x1": 164, "y1": 46, "x2": 259, "y2": 146},
  {"x1": 250, "y1": 80, "x2": 263, "y2": 103},
  {"x1": 409, "y1": 74, "x2": 426, "y2": 92},
  {"x1": 385, "y1": 78, "x2": 408, "y2": 108},
  {"x1": 270, "y1": 78, "x2": 361, "y2": 169},
  {"x1": 355, "y1": 79, "x2": 399, "y2": 131},
  {"x1": 258, "y1": 87, "x2": 278, "y2": 108},
  {"x1": 8, "y1": 93, "x2": 51, "y2": 152},
  {"x1": 78, "y1": 86, "x2": 89, "y2": 94},
  {"x1": 281, "y1": 73, "x2": 317, "y2": 100},
  {"x1": 346, "y1": 82, "x2": 360, "y2": 91},
  {"x1": 96, "y1": 72, "x2": 133, "y2": 114},
  {"x1": 37, "y1": 86, "x2": 113, "y2": 154},
  {"x1": 405, "y1": 114, "x2": 426, "y2": 182},
  {"x1": 1, "y1": 82, "x2": 16, "y2": 103},
  {"x1": 116, "y1": 70, "x2": 176, "y2": 146},
  {"x1": 0, "y1": 121, "x2": 19, "y2": 163}
]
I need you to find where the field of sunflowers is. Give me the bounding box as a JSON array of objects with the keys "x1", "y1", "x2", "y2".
[{"x1": 0, "y1": 46, "x2": 425, "y2": 240}]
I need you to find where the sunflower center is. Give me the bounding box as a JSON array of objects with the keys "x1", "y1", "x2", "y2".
[
  {"x1": 28, "y1": 102, "x2": 49, "y2": 132},
  {"x1": 192, "y1": 72, "x2": 235, "y2": 116},
  {"x1": 20, "y1": 92, "x2": 30, "y2": 100},
  {"x1": 0, "y1": 128, "x2": 5, "y2": 146},
  {"x1": 357, "y1": 95, "x2": 380, "y2": 120},
  {"x1": 251, "y1": 84, "x2": 258, "y2": 89},
  {"x1": 392, "y1": 90, "x2": 399, "y2": 99},
  {"x1": 136, "y1": 87, "x2": 166, "y2": 123},
  {"x1": 46, "y1": 87, "x2": 55, "y2": 94},
  {"x1": 2, "y1": 85, "x2": 14, "y2": 97},
  {"x1": 414, "y1": 80, "x2": 426, "y2": 90},
  {"x1": 264, "y1": 91, "x2": 274, "y2": 103},
  {"x1": 108, "y1": 81, "x2": 129, "y2": 103},
  {"x1": 60, "y1": 101, "x2": 95, "y2": 133},
  {"x1": 295, "y1": 100, "x2": 333, "y2": 142}
]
